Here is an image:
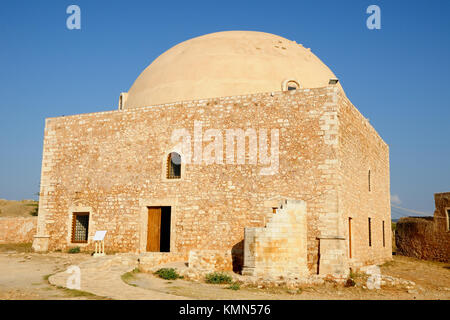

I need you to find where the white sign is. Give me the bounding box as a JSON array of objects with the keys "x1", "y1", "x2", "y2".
[{"x1": 93, "y1": 230, "x2": 107, "y2": 241}]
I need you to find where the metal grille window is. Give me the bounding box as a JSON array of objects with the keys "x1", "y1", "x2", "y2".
[
  {"x1": 166, "y1": 152, "x2": 181, "y2": 179},
  {"x1": 72, "y1": 212, "x2": 89, "y2": 243}
]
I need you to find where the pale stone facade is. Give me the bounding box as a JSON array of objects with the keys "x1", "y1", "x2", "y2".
[{"x1": 32, "y1": 31, "x2": 392, "y2": 278}]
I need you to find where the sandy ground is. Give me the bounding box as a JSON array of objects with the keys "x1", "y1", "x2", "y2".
[
  {"x1": 0, "y1": 246, "x2": 95, "y2": 300},
  {"x1": 0, "y1": 244, "x2": 448, "y2": 300},
  {"x1": 126, "y1": 255, "x2": 450, "y2": 300}
]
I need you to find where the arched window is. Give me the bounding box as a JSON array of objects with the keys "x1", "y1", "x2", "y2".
[
  {"x1": 282, "y1": 79, "x2": 300, "y2": 92},
  {"x1": 166, "y1": 152, "x2": 181, "y2": 179},
  {"x1": 287, "y1": 81, "x2": 299, "y2": 91}
]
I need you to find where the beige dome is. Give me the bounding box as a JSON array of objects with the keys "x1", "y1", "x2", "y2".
[{"x1": 122, "y1": 31, "x2": 340, "y2": 109}]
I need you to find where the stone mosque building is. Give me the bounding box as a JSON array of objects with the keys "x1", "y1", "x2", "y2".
[{"x1": 32, "y1": 31, "x2": 391, "y2": 278}]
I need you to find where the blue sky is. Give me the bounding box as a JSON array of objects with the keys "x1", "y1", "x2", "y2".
[{"x1": 0, "y1": 0, "x2": 449, "y2": 217}]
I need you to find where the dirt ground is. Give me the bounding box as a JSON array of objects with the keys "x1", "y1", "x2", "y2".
[
  {"x1": 0, "y1": 244, "x2": 448, "y2": 300},
  {"x1": 126, "y1": 255, "x2": 450, "y2": 300},
  {"x1": 0, "y1": 244, "x2": 98, "y2": 300}
]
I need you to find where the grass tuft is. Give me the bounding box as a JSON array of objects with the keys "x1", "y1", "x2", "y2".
[
  {"x1": 205, "y1": 272, "x2": 232, "y2": 284},
  {"x1": 154, "y1": 268, "x2": 183, "y2": 280},
  {"x1": 56, "y1": 286, "x2": 97, "y2": 297},
  {"x1": 121, "y1": 268, "x2": 140, "y2": 283},
  {"x1": 68, "y1": 246, "x2": 80, "y2": 254},
  {"x1": 226, "y1": 282, "x2": 241, "y2": 290}
]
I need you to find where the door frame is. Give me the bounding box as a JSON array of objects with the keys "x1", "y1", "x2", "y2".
[{"x1": 138, "y1": 198, "x2": 178, "y2": 254}]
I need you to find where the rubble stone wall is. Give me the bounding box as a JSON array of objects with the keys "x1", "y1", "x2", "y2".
[{"x1": 0, "y1": 217, "x2": 37, "y2": 244}]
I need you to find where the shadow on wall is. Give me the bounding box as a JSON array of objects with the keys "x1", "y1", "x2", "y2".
[{"x1": 232, "y1": 240, "x2": 244, "y2": 273}]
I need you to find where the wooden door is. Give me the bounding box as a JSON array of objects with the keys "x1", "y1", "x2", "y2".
[{"x1": 147, "y1": 207, "x2": 161, "y2": 252}]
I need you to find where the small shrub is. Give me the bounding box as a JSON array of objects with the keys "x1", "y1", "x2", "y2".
[
  {"x1": 68, "y1": 246, "x2": 80, "y2": 254},
  {"x1": 226, "y1": 282, "x2": 241, "y2": 290},
  {"x1": 205, "y1": 272, "x2": 232, "y2": 284},
  {"x1": 26, "y1": 202, "x2": 39, "y2": 216},
  {"x1": 154, "y1": 268, "x2": 182, "y2": 280}
]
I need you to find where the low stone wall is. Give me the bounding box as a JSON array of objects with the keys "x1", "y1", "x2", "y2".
[
  {"x1": 0, "y1": 217, "x2": 37, "y2": 244},
  {"x1": 188, "y1": 250, "x2": 234, "y2": 272},
  {"x1": 138, "y1": 252, "x2": 187, "y2": 272},
  {"x1": 395, "y1": 217, "x2": 449, "y2": 262}
]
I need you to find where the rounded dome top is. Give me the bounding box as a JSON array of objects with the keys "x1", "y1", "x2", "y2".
[{"x1": 123, "y1": 31, "x2": 340, "y2": 109}]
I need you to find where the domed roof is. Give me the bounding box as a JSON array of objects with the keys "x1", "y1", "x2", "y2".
[{"x1": 122, "y1": 31, "x2": 340, "y2": 109}]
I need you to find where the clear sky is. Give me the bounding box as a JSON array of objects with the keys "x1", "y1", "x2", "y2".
[{"x1": 0, "y1": 0, "x2": 449, "y2": 218}]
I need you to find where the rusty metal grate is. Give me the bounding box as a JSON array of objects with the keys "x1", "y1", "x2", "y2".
[
  {"x1": 72, "y1": 212, "x2": 89, "y2": 243},
  {"x1": 166, "y1": 152, "x2": 181, "y2": 179}
]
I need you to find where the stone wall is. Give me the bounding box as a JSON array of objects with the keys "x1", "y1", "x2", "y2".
[
  {"x1": 0, "y1": 217, "x2": 37, "y2": 243},
  {"x1": 188, "y1": 250, "x2": 233, "y2": 272},
  {"x1": 34, "y1": 87, "x2": 337, "y2": 271},
  {"x1": 395, "y1": 193, "x2": 450, "y2": 262},
  {"x1": 336, "y1": 92, "x2": 392, "y2": 268},
  {"x1": 33, "y1": 85, "x2": 391, "y2": 275},
  {"x1": 242, "y1": 200, "x2": 309, "y2": 278},
  {"x1": 138, "y1": 252, "x2": 187, "y2": 272}
]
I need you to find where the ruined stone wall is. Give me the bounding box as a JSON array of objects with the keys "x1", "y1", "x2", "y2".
[
  {"x1": 188, "y1": 250, "x2": 234, "y2": 272},
  {"x1": 0, "y1": 217, "x2": 37, "y2": 243},
  {"x1": 337, "y1": 92, "x2": 392, "y2": 268},
  {"x1": 434, "y1": 193, "x2": 450, "y2": 234},
  {"x1": 35, "y1": 87, "x2": 340, "y2": 274},
  {"x1": 243, "y1": 200, "x2": 309, "y2": 278},
  {"x1": 395, "y1": 193, "x2": 450, "y2": 262}
]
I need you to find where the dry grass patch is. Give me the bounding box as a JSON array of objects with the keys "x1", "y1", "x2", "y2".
[
  {"x1": 0, "y1": 200, "x2": 38, "y2": 217},
  {"x1": 121, "y1": 268, "x2": 141, "y2": 286},
  {"x1": 0, "y1": 243, "x2": 33, "y2": 253}
]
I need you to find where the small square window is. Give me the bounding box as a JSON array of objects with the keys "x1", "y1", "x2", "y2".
[{"x1": 72, "y1": 212, "x2": 89, "y2": 243}]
